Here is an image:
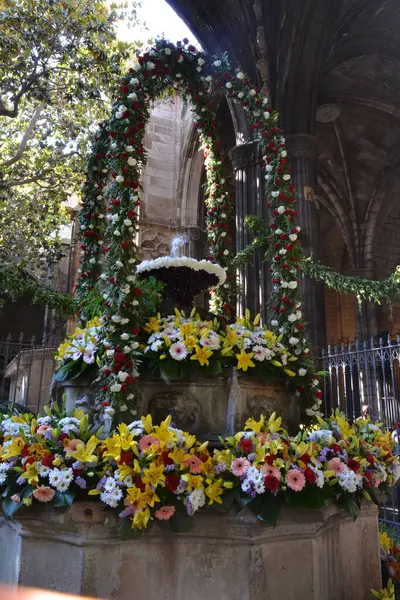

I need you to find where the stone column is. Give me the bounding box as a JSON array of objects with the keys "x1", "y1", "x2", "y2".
[
  {"x1": 286, "y1": 134, "x2": 326, "y2": 352},
  {"x1": 229, "y1": 141, "x2": 269, "y2": 320},
  {"x1": 345, "y1": 268, "x2": 378, "y2": 340}
]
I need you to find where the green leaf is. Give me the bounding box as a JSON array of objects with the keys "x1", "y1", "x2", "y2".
[
  {"x1": 286, "y1": 486, "x2": 327, "y2": 510},
  {"x1": 256, "y1": 493, "x2": 284, "y2": 526},
  {"x1": 336, "y1": 493, "x2": 361, "y2": 520},
  {"x1": 168, "y1": 511, "x2": 193, "y2": 533},
  {"x1": 53, "y1": 491, "x2": 75, "y2": 508},
  {"x1": 119, "y1": 518, "x2": 143, "y2": 540}
]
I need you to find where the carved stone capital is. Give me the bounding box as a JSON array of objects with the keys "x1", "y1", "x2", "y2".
[
  {"x1": 286, "y1": 134, "x2": 318, "y2": 161},
  {"x1": 229, "y1": 141, "x2": 261, "y2": 170}
]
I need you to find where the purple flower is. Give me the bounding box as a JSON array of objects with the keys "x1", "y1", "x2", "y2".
[
  {"x1": 164, "y1": 464, "x2": 176, "y2": 472},
  {"x1": 119, "y1": 506, "x2": 134, "y2": 519},
  {"x1": 72, "y1": 461, "x2": 84, "y2": 470},
  {"x1": 213, "y1": 462, "x2": 227, "y2": 474},
  {"x1": 185, "y1": 500, "x2": 195, "y2": 516},
  {"x1": 16, "y1": 476, "x2": 25, "y2": 486},
  {"x1": 97, "y1": 475, "x2": 107, "y2": 490},
  {"x1": 75, "y1": 476, "x2": 87, "y2": 489}
]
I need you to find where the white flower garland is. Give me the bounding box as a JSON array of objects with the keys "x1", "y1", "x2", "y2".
[{"x1": 136, "y1": 256, "x2": 227, "y2": 288}]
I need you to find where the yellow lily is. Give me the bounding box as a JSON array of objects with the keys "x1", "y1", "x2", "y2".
[
  {"x1": 20, "y1": 463, "x2": 39, "y2": 486},
  {"x1": 236, "y1": 350, "x2": 255, "y2": 372},
  {"x1": 190, "y1": 345, "x2": 213, "y2": 366},
  {"x1": 67, "y1": 435, "x2": 99, "y2": 463}
]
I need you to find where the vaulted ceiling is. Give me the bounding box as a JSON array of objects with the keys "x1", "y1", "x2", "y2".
[{"x1": 166, "y1": 0, "x2": 400, "y2": 276}]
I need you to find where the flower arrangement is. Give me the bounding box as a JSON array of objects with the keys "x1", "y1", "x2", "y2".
[
  {"x1": 136, "y1": 257, "x2": 227, "y2": 288},
  {"x1": 1, "y1": 405, "x2": 399, "y2": 538},
  {"x1": 55, "y1": 316, "x2": 104, "y2": 381},
  {"x1": 73, "y1": 38, "x2": 325, "y2": 418},
  {"x1": 380, "y1": 525, "x2": 400, "y2": 585},
  {"x1": 0, "y1": 404, "x2": 104, "y2": 516},
  {"x1": 372, "y1": 580, "x2": 396, "y2": 599},
  {"x1": 90, "y1": 414, "x2": 223, "y2": 537},
  {"x1": 212, "y1": 411, "x2": 400, "y2": 525},
  {"x1": 142, "y1": 309, "x2": 299, "y2": 382}
]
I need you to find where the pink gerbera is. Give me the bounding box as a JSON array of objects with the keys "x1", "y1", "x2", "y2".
[
  {"x1": 155, "y1": 505, "x2": 175, "y2": 521},
  {"x1": 33, "y1": 486, "x2": 56, "y2": 503},
  {"x1": 183, "y1": 455, "x2": 204, "y2": 474},
  {"x1": 261, "y1": 465, "x2": 281, "y2": 480},
  {"x1": 139, "y1": 435, "x2": 160, "y2": 451},
  {"x1": 231, "y1": 457, "x2": 250, "y2": 477},
  {"x1": 327, "y1": 457, "x2": 345, "y2": 474},
  {"x1": 286, "y1": 469, "x2": 306, "y2": 492}
]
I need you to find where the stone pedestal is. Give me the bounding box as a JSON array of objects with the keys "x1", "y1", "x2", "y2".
[
  {"x1": 0, "y1": 502, "x2": 381, "y2": 600},
  {"x1": 54, "y1": 370, "x2": 297, "y2": 439},
  {"x1": 139, "y1": 370, "x2": 297, "y2": 439}
]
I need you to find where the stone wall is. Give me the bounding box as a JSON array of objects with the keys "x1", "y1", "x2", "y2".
[
  {"x1": 0, "y1": 502, "x2": 381, "y2": 600},
  {"x1": 138, "y1": 97, "x2": 204, "y2": 260}
]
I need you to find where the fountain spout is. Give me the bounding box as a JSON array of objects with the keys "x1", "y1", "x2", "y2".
[{"x1": 170, "y1": 235, "x2": 186, "y2": 258}]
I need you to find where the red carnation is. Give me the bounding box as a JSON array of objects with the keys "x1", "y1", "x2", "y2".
[
  {"x1": 304, "y1": 467, "x2": 317, "y2": 484},
  {"x1": 134, "y1": 288, "x2": 142, "y2": 296},
  {"x1": 264, "y1": 454, "x2": 276, "y2": 465},
  {"x1": 120, "y1": 240, "x2": 129, "y2": 248},
  {"x1": 132, "y1": 328, "x2": 141, "y2": 335},
  {"x1": 239, "y1": 439, "x2": 253, "y2": 452},
  {"x1": 264, "y1": 475, "x2": 280, "y2": 491},
  {"x1": 165, "y1": 474, "x2": 180, "y2": 492}
]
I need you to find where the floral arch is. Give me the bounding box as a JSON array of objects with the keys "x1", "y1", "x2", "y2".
[{"x1": 74, "y1": 39, "x2": 322, "y2": 420}]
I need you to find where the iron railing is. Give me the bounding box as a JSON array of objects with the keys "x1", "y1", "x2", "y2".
[
  {"x1": 319, "y1": 335, "x2": 400, "y2": 534},
  {"x1": 0, "y1": 333, "x2": 56, "y2": 414}
]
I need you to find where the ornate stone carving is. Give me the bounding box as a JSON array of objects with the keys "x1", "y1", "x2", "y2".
[
  {"x1": 148, "y1": 391, "x2": 202, "y2": 433},
  {"x1": 286, "y1": 134, "x2": 317, "y2": 161},
  {"x1": 138, "y1": 227, "x2": 170, "y2": 260},
  {"x1": 246, "y1": 393, "x2": 280, "y2": 420},
  {"x1": 229, "y1": 141, "x2": 261, "y2": 169}
]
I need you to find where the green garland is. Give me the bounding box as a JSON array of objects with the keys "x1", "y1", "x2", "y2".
[
  {"x1": 0, "y1": 267, "x2": 77, "y2": 316},
  {"x1": 233, "y1": 217, "x2": 400, "y2": 305}
]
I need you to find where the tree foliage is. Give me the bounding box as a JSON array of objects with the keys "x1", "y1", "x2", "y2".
[{"x1": 0, "y1": 0, "x2": 140, "y2": 271}]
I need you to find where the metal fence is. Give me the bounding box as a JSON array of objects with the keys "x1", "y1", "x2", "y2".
[
  {"x1": 319, "y1": 335, "x2": 400, "y2": 533},
  {"x1": 0, "y1": 333, "x2": 56, "y2": 414}
]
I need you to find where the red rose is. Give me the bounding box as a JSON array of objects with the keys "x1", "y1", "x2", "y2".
[
  {"x1": 135, "y1": 476, "x2": 146, "y2": 492},
  {"x1": 58, "y1": 433, "x2": 69, "y2": 443},
  {"x1": 366, "y1": 453, "x2": 375, "y2": 465},
  {"x1": 114, "y1": 353, "x2": 127, "y2": 364},
  {"x1": 264, "y1": 454, "x2": 276, "y2": 465},
  {"x1": 41, "y1": 453, "x2": 55, "y2": 468},
  {"x1": 134, "y1": 288, "x2": 142, "y2": 296},
  {"x1": 132, "y1": 328, "x2": 141, "y2": 335},
  {"x1": 304, "y1": 467, "x2": 317, "y2": 484},
  {"x1": 264, "y1": 475, "x2": 279, "y2": 491},
  {"x1": 161, "y1": 451, "x2": 174, "y2": 466},
  {"x1": 119, "y1": 452, "x2": 133, "y2": 465},
  {"x1": 348, "y1": 459, "x2": 359, "y2": 472},
  {"x1": 21, "y1": 446, "x2": 30, "y2": 458},
  {"x1": 330, "y1": 443, "x2": 342, "y2": 454},
  {"x1": 239, "y1": 439, "x2": 253, "y2": 453},
  {"x1": 165, "y1": 474, "x2": 180, "y2": 492},
  {"x1": 299, "y1": 453, "x2": 311, "y2": 464}
]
